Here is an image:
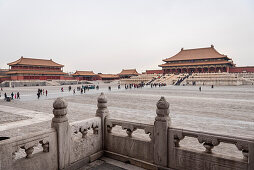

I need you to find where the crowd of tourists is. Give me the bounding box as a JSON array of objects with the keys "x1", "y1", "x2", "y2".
[
  {"x1": 0, "y1": 88, "x2": 21, "y2": 101},
  {"x1": 37, "y1": 88, "x2": 48, "y2": 99}
]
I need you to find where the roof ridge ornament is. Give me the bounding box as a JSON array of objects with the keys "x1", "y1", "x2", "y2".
[
  {"x1": 181, "y1": 48, "x2": 184, "y2": 51},
  {"x1": 211, "y1": 44, "x2": 214, "y2": 48}
]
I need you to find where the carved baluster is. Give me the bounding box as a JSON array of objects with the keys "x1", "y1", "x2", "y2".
[
  {"x1": 203, "y1": 143, "x2": 214, "y2": 153},
  {"x1": 25, "y1": 147, "x2": 34, "y2": 158},
  {"x1": 144, "y1": 127, "x2": 153, "y2": 140},
  {"x1": 122, "y1": 124, "x2": 137, "y2": 137},
  {"x1": 80, "y1": 128, "x2": 88, "y2": 138},
  {"x1": 236, "y1": 142, "x2": 249, "y2": 161},
  {"x1": 21, "y1": 146, "x2": 34, "y2": 158},
  {"x1": 126, "y1": 129, "x2": 134, "y2": 137},
  {"x1": 198, "y1": 136, "x2": 220, "y2": 154},
  {"x1": 107, "y1": 124, "x2": 115, "y2": 133},
  {"x1": 39, "y1": 140, "x2": 49, "y2": 152},
  {"x1": 174, "y1": 133, "x2": 184, "y2": 147},
  {"x1": 93, "y1": 126, "x2": 99, "y2": 134},
  {"x1": 21, "y1": 142, "x2": 38, "y2": 158}
]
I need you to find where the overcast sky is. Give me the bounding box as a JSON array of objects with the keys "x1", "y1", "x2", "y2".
[{"x1": 0, "y1": 0, "x2": 253, "y2": 73}]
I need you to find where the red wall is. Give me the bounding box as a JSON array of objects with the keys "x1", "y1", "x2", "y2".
[
  {"x1": 229, "y1": 67, "x2": 254, "y2": 73},
  {"x1": 146, "y1": 70, "x2": 163, "y2": 74},
  {"x1": 0, "y1": 77, "x2": 11, "y2": 83}
]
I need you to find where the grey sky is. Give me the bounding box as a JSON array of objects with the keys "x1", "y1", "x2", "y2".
[{"x1": 0, "y1": 0, "x2": 253, "y2": 73}]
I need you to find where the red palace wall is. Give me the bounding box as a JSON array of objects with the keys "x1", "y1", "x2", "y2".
[
  {"x1": 0, "y1": 77, "x2": 11, "y2": 83},
  {"x1": 229, "y1": 67, "x2": 254, "y2": 73},
  {"x1": 146, "y1": 70, "x2": 163, "y2": 74}
]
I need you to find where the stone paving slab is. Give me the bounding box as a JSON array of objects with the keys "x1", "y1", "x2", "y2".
[
  {"x1": 0, "y1": 111, "x2": 30, "y2": 124},
  {"x1": 78, "y1": 157, "x2": 145, "y2": 170}
]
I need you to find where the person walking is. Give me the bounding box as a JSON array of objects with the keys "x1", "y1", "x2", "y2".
[
  {"x1": 45, "y1": 90, "x2": 48, "y2": 96},
  {"x1": 4, "y1": 93, "x2": 7, "y2": 100},
  {"x1": 37, "y1": 92, "x2": 40, "y2": 99},
  {"x1": 11, "y1": 92, "x2": 14, "y2": 99},
  {"x1": 199, "y1": 86, "x2": 202, "y2": 92},
  {"x1": 17, "y1": 92, "x2": 20, "y2": 99}
]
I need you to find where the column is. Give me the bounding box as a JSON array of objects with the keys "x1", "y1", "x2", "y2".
[
  {"x1": 51, "y1": 98, "x2": 71, "y2": 170},
  {"x1": 154, "y1": 97, "x2": 170, "y2": 167},
  {"x1": 96, "y1": 93, "x2": 109, "y2": 149}
]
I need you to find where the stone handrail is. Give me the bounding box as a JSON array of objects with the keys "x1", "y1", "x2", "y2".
[
  {"x1": 0, "y1": 128, "x2": 58, "y2": 170},
  {"x1": 70, "y1": 117, "x2": 101, "y2": 138},
  {"x1": 170, "y1": 128, "x2": 252, "y2": 160},
  {"x1": 106, "y1": 118, "x2": 154, "y2": 139}
]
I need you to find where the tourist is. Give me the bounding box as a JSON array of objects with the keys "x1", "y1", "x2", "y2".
[
  {"x1": 81, "y1": 88, "x2": 83, "y2": 94},
  {"x1": 199, "y1": 87, "x2": 202, "y2": 92},
  {"x1": 73, "y1": 89, "x2": 75, "y2": 94},
  {"x1": 4, "y1": 93, "x2": 7, "y2": 100},
  {"x1": 1, "y1": 87, "x2": 3, "y2": 91},
  {"x1": 96, "y1": 85, "x2": 99, "y2": 90},
  {"x1": 17, "y1": 92, "x2": 20, "y2": 99},
  {"x1": 43, "y1": 89, "x2": 44, "y2": 95},
  {"x1": 108, "y1": 86, "x2": 111, "y2": 91},
  {"x1": 118, "y1": 85, "x2": 120, "y2": 89},
  {"x1": 14, "y1": 93, "x2": 16, "y2": 99},
  {"x1": 211, "y1": 85, "x2": 214, "y2": 88},
  {"x1": 45, "y1": 90, "x2": 48, "y2": 96},
  {"x1": 37, "y1": 92, "x2": 40, "y2": 99},
  {"x1": 11, "y1": 92, "x2": 14, "y2": 99},
  {"x1": 69, "y1": 86, "x2": 71, "y2": 91}
]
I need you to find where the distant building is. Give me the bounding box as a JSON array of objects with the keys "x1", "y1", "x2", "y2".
[
  {"x1": 72, "y1": 71, "x2": 97, "y2": 81},
  {"x1": 119, "y1": 69, "x2": 139, "y2": 78},
  {"x1": 0, "y1": 69, "x2": 11, "y2": 83},
  {"x1": 159, "y1": 45, "x2": 235, "y2": 74},
  {"x1": 145, "y1": 70, "x2": 163, "y2": 74},
  {"x1": 6, "y1": 57, "x2": 67, "y2": 80},
  {"x1": 229, "y1": 67, "x2": 254, "y2": 73},
  {"x1": 97, "y1": 74, "x2": 119, "y2": 81}
]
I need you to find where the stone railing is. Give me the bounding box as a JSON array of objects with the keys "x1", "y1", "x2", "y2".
[
  {"x1": 105, "y1": 118, "x2": 154, "y2": 166},
  {"x1": 0, "y1": 93, "x2": 253, "y2": 170},
  {"x1": 169, "y1": 128, "x2": 253, "y2": 170},
  {"x1": 0, "y1": 128, "x2": 57, "y2": 170},
  {"x1": 101, "y1": 95, "x2": 254, "y2": 170}
]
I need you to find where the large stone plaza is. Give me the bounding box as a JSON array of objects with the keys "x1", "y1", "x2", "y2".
[
  {"x1": 1, "y1": 82, "x2": 254, "y2": 136},
  {"x1": 0, "y1": 81, "x2": 254, "y2": 169},
  {"x1": 0, "y1": 82, "x2": 253, "y2": 137}
]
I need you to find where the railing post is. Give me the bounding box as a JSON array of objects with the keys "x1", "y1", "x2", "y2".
[
  {"x1": 154, "y1": 96, "x2": 170, "y2": 167},
  {"x1": 96, "y1": 92, "x2": 109, "y2": 149},
  {"x1": 249, "y1": 143, "x2": 254, "y2": 170},
  {"x1": 52, "y1": 97, "x2": 71, "y2": 170}
]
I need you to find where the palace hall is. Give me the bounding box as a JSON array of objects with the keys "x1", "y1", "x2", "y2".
[
  {"x1": 6, "y1": 57, "x2": 67, "y2": 80},
  {"x1": 159, "y1": 45, "x2": 235, "y2": 74},
  {"x1": 118, "y1": 69, "x2": 139, "y2": 78}
]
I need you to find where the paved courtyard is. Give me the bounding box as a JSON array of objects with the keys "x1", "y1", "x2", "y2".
[{"x1": 0, "y1": 82, "x2": 254, "y2": 159}]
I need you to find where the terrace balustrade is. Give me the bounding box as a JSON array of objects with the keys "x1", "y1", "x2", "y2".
[{"x1": 0, "y1": 93, "x2": 253, "y2": 170}]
